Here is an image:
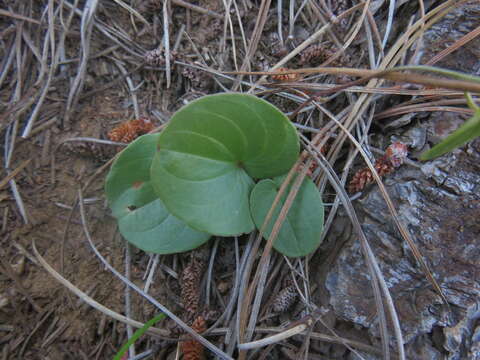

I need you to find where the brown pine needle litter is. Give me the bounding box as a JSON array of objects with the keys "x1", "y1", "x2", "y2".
[{"x1": 5, "y1": 0, "x2": 480, "y2": 359}]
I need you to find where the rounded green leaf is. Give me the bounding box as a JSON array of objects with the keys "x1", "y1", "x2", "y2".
[
  {"x1": 151, "y1": 93, "x2": 300, "y2": 236},
  {"x1": 105, "y1": 134, "x2": 210, "y2": 254},
  {"x1": 250, "y1": 176, "x2": 324, "y2": 257}
]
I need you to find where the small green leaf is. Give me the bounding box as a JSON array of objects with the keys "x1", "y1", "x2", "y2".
[
  {"x1": 250, "y1": 176, "x2": 324, "y2": 257},
  {"x1": 105, "y1": 134, "x2": 210, "y2": 254},
  {"x1": 113, "y1": 313, "x2": 166, "y2": 360},
  {"x1": 151, "y1": 93, "x2": 300, "y2": 236},
  {"x1": 420, "y1": 110, "x2": 480, "y2": 161}
]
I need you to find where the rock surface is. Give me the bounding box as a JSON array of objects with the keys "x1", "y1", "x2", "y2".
[
  {"x1": 326, "y1": 141, "x2": 480, "y2": 356},
  {"x1": 324, "y1": 3, "x2": 480, "y2": 358}
]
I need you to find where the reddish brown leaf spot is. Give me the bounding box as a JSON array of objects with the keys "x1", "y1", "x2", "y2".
[{"x1": 132, "y1": 181, "x2": 143, "y2": 189}]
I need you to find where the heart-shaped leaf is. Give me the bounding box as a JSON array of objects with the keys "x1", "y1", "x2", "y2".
[
  {"x1": 105, "y1": 134, "x2": 210, "y2": 254},
  {"x1": 250, "y1": 175, "x2": 324, "y2": 257},
  {"x1": 151, "y1": 93, "x2": 300, "y2": 236}
]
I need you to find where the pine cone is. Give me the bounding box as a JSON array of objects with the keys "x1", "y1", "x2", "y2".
[
  {"x1": 300, "y1": 44, "x2": 330, "y2": 65},
  {"x1": 145, "y1": 48, "x2": 177, "y2": 67},
  {"x1": 270, "y1": 67, "x2": 301, "y2": 82},
  {"x1": 348, "y1": 167, "x2": 374, "y2": 193},
  {"x1": 300, "y1": 43, "x2": 349, "y2": 67},
  {"x1": 272, "y1": 282, "x2": 298, "y2": 313},
  {"x1": 181, "y1": 316, "x2": 207, "y2": 360},
  {"x1": 348, "y1": 160, "x2": 395, "y2": 193},
  {"x1": 348, "y1": 142, "x2": 407, "y2": 193},
  {"x1": 374, "y1": 157, "x2": 394, "y2": 177},
  {"x1": 385, "y1": 142, "x2": 408, "y2": 168},
  {"x1": 145, "y1": 48, "x2": 164, "y2": 66},
  {"x1": 107, "y1": 117, "x2": 155, "y2": 143},
  {"x1": 181, "y1": 258, "x2": 205, "y2": 316}
]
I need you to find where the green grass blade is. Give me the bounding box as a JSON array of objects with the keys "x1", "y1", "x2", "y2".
[
  {"x1": 420, "y1": 111, "x2": 480, "y2": 160},
  {"x1": 465, "y1": 92, "x2": 480, "y2": 111},
  {"x1": 113, "y1": 313, "x2": 166, "y2": 360},
  {"x1": 393, "y1": 65, "x2": 480, "y2": 85}
]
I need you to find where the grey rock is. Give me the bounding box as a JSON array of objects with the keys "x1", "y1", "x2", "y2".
[
  {"x1": 326, "y1": 140, "x2": 480, "y2": 356},
  {"x1": 420, "y1": 4, "x2": 480, "y2": 73},
  {"x1": 444, "y1": 302, "x2": 480, "y2": 360},
  {"x1": 325, "y1": 3, "x2": 480, "y2": 358}
]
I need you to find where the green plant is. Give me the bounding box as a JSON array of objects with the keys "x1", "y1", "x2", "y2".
[
  {"x1": 105, "y1": 133, "x2": 211, "y2": 254},
  {"x1": 113, "y1": 313, "x2": 166, "y2": 360},
  {"x1": 420, "y1": 93, "x2": 480, "y2": 160},
  {"x1": 250, "y1": 175, "x2": 324, "y2": 257},
  {"x1": 106, "y1": 93, "x2": 325, "y2": 257}
]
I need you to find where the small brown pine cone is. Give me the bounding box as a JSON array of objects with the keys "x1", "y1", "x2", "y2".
[
  {"x1": 348, "y1": 142, "x2": 407, "y2": 193},
  {"x1": 145, "y1": 48, "x2": 163, "y2": 66},
  {"x1": 374, "y1": 157, "x2": 394, "y2": 177},
  {"x1": 181, "y1": 258, "x2": 205, "y2": 316},
  {"x1": 272, "y1": 284, "x2": 298, "y2": 313},
  {"x1": 181, "y1": 316, "x2": 207, "y2": 360},
  {"x1": 107, "y1": 123, "x2": 129, "y2": 143},
  {"x1": 348, "y1": 167, "x2": 374, "y2": 193},
  {"x1": 300, "y1": 44, "x2": 339, "y2": 66},
  {"x1": 300, "y1": 44, "x2": 325, "y2": 65},
  {"x1": 385, "y1": 142, "x2": 408, "y2": 167},
  {"x1": 108, "y1": 121, "x2": 139, "y2": 143},
  {"x1": 108, "y1": 118, "x2": 154, "y2": 143},
  {"x1": 270, "y1": 67, "x2": 301, "y2": 82},
  {"x1": 145, "y1": 48, "x2": 177, "y2": 67},
  {"x1": 192, "y1": 315, "x2": 207, "y2": 333},
  {"x1": 134, "y1": 117, "x2": 155, "y2": 134}
]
